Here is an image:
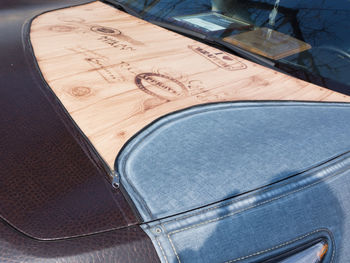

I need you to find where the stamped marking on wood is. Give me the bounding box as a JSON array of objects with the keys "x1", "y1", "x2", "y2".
[
  {"x1": 119, "y1": 61, "x2": 217, "y2": 102},
  {"x1": 89, "y1": 25, "x2": 144, "y2": 46},
  {"x1": 90, "y1": 25, "x2": 121, "y2": 35},
  {"x1": 98, "y1": 36, "x2": 136, "y2": 51},
  {"x1": 135, "y1": 73, "x2": 188, "y2": 100},
  {"x1": 69, "y1": 47, "x2": 125, "y2": 83},
  {"x1": 189, "y1": 45, "x2": 247, "y2": 71},
  {"x1": 55, "y1": 17, "x2": 143, "y2": 48}
]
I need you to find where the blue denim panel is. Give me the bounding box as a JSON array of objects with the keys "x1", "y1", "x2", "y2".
[
  {"x1": 142, "y1": 153, "x2": 350, "y2": 263},
  {"x1": 116, "y1": 102, "x2": 350, "y2": 221}
]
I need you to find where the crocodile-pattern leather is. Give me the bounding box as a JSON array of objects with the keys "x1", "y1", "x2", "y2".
[
  {"x1": 0, "y1": 219, "x2": 160, "y2": 263},
  {"x1": 0, "y1": 0, "x2": 138, "y2": 240}
]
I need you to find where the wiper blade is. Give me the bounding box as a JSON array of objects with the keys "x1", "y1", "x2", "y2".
[{"x1": 150, "y1": 20, "x2": 208, "y2": 40}]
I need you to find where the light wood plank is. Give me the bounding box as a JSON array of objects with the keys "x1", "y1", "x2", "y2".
[{"x1": 30, "y1": 1, "x2": 350, "y2": 168}]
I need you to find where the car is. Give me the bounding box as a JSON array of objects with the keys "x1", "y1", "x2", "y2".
[{"x1": 1, "y1": 0, "x2": 350, "y2": 262}]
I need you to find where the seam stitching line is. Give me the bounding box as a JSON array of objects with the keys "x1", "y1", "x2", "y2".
[
  {"x1": 168, "y1": 166, "x2": 347, "y2": 235},
  {"x1": 155, "y1": 236, "x2": 169, "y2": 263},
  {"x1": 167, "y1": 233, "x2": 182, "y2": 263},
  {"x1": 161, "y1": 167, "x2": 345, "y2": 263},
  {"x1": 162, "y1": 155, "x2": 350, "y2": 226}
]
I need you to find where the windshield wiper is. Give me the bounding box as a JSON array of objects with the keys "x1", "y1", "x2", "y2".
[{"x1": 151, "y1": 20, "x2": 208, "y2": 40}]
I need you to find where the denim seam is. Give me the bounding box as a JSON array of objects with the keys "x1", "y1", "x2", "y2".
[
  {"x1": 167, "y1": 232, "x2": 182, "y2": 263},
  {"x1": 155, "y1": 236, "x2": 169, "y2": 263},
  {"x1": 161, "y1": 168, "x2": 344, "y2": 262},
  {"x1": 223, "y1": 228, "x2": 335, "y2": 263},
  {"x1": 162, "y1": 176, "x2": 303, "y2": 226},
  {"x1": 164, "y1": 228, "x2": 335, "y2": 263},
  {"x1": 119, "y1": 177, "x2": 154, "y2": 219},
  {"x1": 166, "y1": 166, "x2": 347, "y2": 235},
  {"x1": 161, "y1": 155, "x2": 350, "y2": 227}
]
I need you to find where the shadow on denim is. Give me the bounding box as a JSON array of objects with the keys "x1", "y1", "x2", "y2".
[
  {"x1": 144, "y1": 158, "x2": 350, "y2": 263},
  {"x1": 176, "y1": 174, "x2": 346, "y2": 263}
]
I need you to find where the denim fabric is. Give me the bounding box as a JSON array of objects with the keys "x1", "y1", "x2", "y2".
[
  {"x1": 141, "y1": 153, "x2": 350, "y2": 263},
  {"x1": 116, "y1": 102, "x2": 350, "y2": 221},
  {"x1": 279, "y1": 242, "x2": 326, "y2": 263}
]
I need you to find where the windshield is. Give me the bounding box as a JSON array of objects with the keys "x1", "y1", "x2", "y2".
[{"x1": 107, "y1": 0, "x2": 350, "y2": 95}]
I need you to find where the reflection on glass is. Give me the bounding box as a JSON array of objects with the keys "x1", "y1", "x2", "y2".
[
  {"x1": 224, "y1": 27, "x2": 311, "y2": 60},
  {"x1": 108, "y1": 0, "x2": 350, "y2": 92},
  {"x1": 174, "y1": 12, "x2": 252, "y2": 33}
]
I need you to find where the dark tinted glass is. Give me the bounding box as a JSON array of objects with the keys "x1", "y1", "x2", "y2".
[{"x1": 110, "y1": 0, "x2": 350, "y2": 94}]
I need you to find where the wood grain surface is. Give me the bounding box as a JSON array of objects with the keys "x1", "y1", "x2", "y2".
[{"x1": 30, "y1": 1, "x2": 350, "y2": 169}]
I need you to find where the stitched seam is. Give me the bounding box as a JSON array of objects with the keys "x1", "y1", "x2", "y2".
[
  {"x1": 162, "y1": 155, "x2": 350, "y2": 226},
  {"x1": 167, "y1": 166, "x2": 348, "y2": 235},
  {"x1": 162, "y1": 178, "x2": 302, "y2": 226},
  {"x1": 160, "y1": 223, "x2": 182, "y2": 263},
  {"x1": 160, "y1": 223, "x2": 181, "y2": 263},
  {"x1": 120, "y1": 169, "x2": 154, "y2": 218},
  {"x1": 163, "y1": 170, "x2": 341, "y2": 263},
  {"x1": 162, "y1": 179, "x2": 287, "y2": 226},
  {"x1": 156, "y1": 237, "x2": 169, "y2": 263},
  {"x1": 168, "y1": 234, "x2": 182, "y2": 263},
  {"x1": 160, "y1": 164, "x2": 344, "y2": 263},
  {"x1": 121, "y1": 177, "x2": 154, "y2": 218},
  {"x1": 223, "y1": 228, "x2": 335, "y2": 263}
]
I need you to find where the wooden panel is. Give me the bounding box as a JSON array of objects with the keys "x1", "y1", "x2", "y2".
[{"x1": 30, "y1": 1, "x2": 350, "y2": 169}]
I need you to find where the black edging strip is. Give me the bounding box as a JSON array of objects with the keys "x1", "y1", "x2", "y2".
[
  {"x1": 23, "y1": 1, "x2": 113, "y2": 179},
  {"x1": 24, "y1": 1, "x2": 147, "y2": 224}
]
